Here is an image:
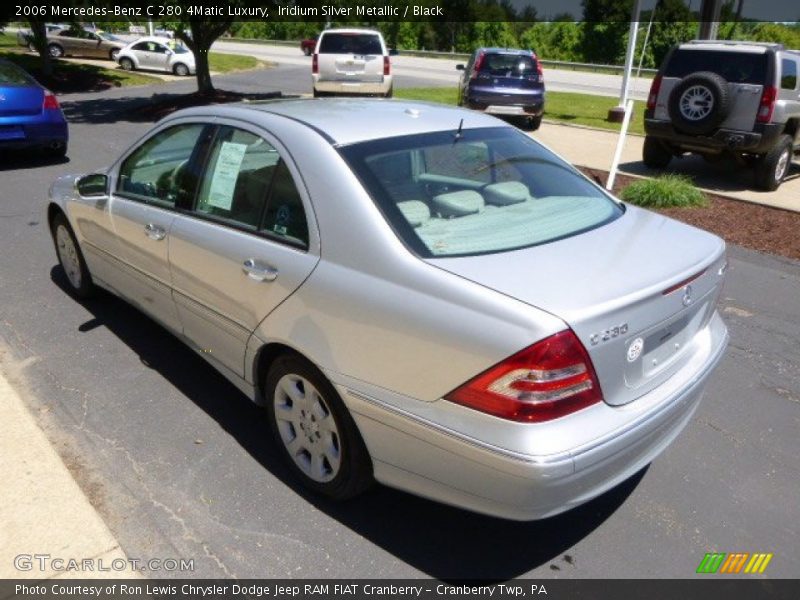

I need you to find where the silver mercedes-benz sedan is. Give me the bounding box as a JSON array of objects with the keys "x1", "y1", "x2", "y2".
[{"x1": 47, "y1": 99, "x2": 728, "y2": 520}]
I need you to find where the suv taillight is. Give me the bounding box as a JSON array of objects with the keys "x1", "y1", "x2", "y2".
[
  {"x1": 757, "y1": 85, "x2": 777, "y2": 123},
  {"x1": 536, "y1": 59, "x2": 543, "y2": 82},
  {"x1": 444, "y1": 330, "x2": 603, "y2": 422},
  {"x1": 470, "y1": 52, "x2": 485, "y2": 80},
  {"x1": 43, "y1": 90, "x2": 60, "y2": 110},
  {"x1": 312, "y1": 53, "x2": 318, "y2": 75},
  {"x1": 647, "y1": 74, "x2": 662, "y2": 111},
  {"x1": 383, "y1": 56, "x2": 390, "y2": 76}
]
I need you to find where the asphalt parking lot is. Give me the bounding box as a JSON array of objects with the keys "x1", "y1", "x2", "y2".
[{"x1": 0, "y1": 70, "x2": 799, "y2": 580}]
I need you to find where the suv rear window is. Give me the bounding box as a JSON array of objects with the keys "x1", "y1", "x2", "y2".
[
  {"x1": 319, "y1": 33, "x2": 382, "y2": 55},
  {"x1": 665, "y1": 49, "x2": 768, "y2": 84},
  {"x1": 479, "y1": 53, "x2": 537, "y2": 77},
  {"x1": 339, "y1": 127, "x2": 622, "y2": 258}
]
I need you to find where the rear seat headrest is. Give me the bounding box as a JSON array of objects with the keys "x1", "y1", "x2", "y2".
[
  {"x1": 432, "y1": 190, "x2": 484, "y2": 218},
  {"x1": 483, "y1": 181, "x2": 531, "y2": 206}
]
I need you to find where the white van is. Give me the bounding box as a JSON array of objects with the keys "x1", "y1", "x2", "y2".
[{"x1": 312, "y1": 28, "x2": 393, "y2": 98}]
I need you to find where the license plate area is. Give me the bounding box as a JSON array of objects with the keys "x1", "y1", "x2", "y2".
[{"x1": 0, "y1": 126, "x2": 25, "y2": 140}]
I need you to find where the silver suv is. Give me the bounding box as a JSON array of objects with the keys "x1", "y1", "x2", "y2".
[{"x1": 644, "y1": 40, "x2": 800, "y2": 191}]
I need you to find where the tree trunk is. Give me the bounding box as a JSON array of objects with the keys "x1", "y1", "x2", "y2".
[
  {"x1": 27, "y1": 17, "x2": 52, "y2": 78},
  {"x1": 194, "y1": 49, "x2": 213, "y2": 94}
]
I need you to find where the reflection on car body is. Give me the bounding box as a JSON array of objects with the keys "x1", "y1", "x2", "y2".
[{"x1": 47, "y1": 99, "x2": 728, "y2": 520}]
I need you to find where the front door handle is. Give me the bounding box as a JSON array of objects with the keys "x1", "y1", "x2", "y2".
[
  {"x1": 243, "y1": 259, "x2": 278, "y2": 282},
  {"x1": 144, "y1": 223, "x2": 166, "y2": 241}
]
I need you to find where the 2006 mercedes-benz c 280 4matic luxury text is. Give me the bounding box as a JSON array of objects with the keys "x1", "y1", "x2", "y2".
[{"x1": 48, "y1": 99, "x2": 728, "y2": 520}]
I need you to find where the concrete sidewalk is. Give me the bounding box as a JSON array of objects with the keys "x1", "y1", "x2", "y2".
[
  {"x1": 0, "y1": 356, "x2": 138, "y2": 580},
  {"x1": 534, "y1": 121, "x2": 800, "y2": 214}
]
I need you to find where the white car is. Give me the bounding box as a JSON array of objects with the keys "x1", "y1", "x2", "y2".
[
  {"x1": 117, "y1": 37, "x2": 195, "y2": 76},
  {"x1": 312, "y1": 28, "x2": 393, "y2": 97}
]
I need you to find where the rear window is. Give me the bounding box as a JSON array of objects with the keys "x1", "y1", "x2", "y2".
[
  {"x1": 0, "y1": 62, "x2": 34, "y2": 86},
  {"x1": 479, "y1": 53, "x2": 537, "y2": 77},
  {"x1": 319, "y1": 33, "x2": 382, "y2": 55},
  {"x1": 339, "y1": 127, "x2": 623, "y2": 258},
  {"x1": 665, "y1": 49, "x2": 769, "y2": 84}
]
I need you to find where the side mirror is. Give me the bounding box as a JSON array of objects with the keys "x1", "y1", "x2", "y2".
[
  {"x1": 456, "y1": 64, "x2": 465, "y2": 70},
  {"x1": 389, "y1": 48, "x2": 399, "y2": 56},
  {"x1": 76, "y1": 173, "x2": 108, "y2": 198}
]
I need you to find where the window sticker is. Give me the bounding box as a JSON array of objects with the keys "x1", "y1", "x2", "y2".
[{"x1": 205, "y1": 141, "x2": 247, "y2": 210}]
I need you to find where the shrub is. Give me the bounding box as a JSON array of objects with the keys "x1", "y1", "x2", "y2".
[{"x1": 620, "y1": 174, "x2": 707, "y2": 208}]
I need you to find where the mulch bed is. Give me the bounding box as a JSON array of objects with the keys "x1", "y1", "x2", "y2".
[{"x1": 580, "y1": 167, "x2": 800, "y2": 261}]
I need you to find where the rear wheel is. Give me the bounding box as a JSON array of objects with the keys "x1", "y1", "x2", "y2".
[
  {"x1": 173, "y1": 63, "x2": 189, "y2": 77},
  {"x1": 265, "y1": 354, "x2": 372, "y2": 500},
  {"x1": 754, "y1": 134, "x2": 793, "y2": 191},
  {"x1": 119, "y1": 57, "x2": 134, "y2": 71},
  {"x1": 525, "y1": 115, "x2": 542, "y2": 131},
  {"x1": 643, "y1": 136, "x2": 672, "y2": 169},
  {"x1": 51, "y1": 213, "x2": 94, "y2": 299},
  {"x1": 110, "y1": 48, "x2": 120, "y2": 61},
  {"x1": 48, "y1": 44, "x2": 64, "y2": 58}
]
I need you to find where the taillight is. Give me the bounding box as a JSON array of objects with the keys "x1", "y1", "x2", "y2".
[
  {"x1": 647, "y1": 74, "x2": 662, "y2": 111},
  {"x1": 470, "y1": 52, "x2": 485, "y2": 80},
  {"x1": 757, "y1": 85, "x2": 777, "y2": 123},
  {"x1": 383, "y1": 55, "x2": 390, "y2": 76},
  {"x1": 444, "y1": 330, "x2": 603, "y2": 422},
  {"x1": 535, "y1": 58, "x2": 543, "y2": 82},
  {"x1": 43, "y1": 90, "x2": 60, "y2": 110},
  {"x1": 311, "y1": 53, "x2": 318, "y2": 75}
]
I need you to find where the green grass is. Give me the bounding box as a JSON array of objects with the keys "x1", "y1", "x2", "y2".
[
  {"x1": 620, "y1": 174, "x2": 707, "y2": 208},
  {"x1": 395, "y1": 86, "x2": 647, "y2": 135},
  {"x1": 208, "y1": 52, "x2": 264, "y2": 73}
]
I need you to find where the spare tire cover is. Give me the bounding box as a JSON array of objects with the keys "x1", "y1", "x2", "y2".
[{"x1": 668, "y1": 71, "x2": 731, "y2": 136}]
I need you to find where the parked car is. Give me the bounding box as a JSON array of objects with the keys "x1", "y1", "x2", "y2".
[
  {"x1": 46, "y1": 27, "x2": 125, "y2": 61},
  {"x1": 644, "y1": 40, "x2": 800, "y2": 191},
  {"x1": 0, "y1": 59, "x2": 68, "y2": 157},
  {"x1": 17, "y1": 24, "x2": 67, "y2": 50},
  {"x1": 47, "y1": 99, "x2": 728, "y2": 521},
  {"x1": 117, "y1": 37, "x2": 196, "y2": 76},
  {"x1": 301, "y1": 37, "x2": 317, "y2": 56},
  {"x1": 457, "y1": 48, "x2": 546, "y2": 130},
  {"x1": 312, "y1": 28, "x2": 392, "y2": 97}
]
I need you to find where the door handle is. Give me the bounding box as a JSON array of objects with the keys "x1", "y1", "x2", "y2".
[
  {"x1": 144, "y1": 223, "x2": 167, "y2": 241},
  {"x1": 242, "y1": 259, "x2": 278, "y2": 282}
]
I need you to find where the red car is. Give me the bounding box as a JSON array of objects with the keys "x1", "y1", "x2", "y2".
[{"x1": 300, "y1": 37, "x2": 317, "y2": 56}]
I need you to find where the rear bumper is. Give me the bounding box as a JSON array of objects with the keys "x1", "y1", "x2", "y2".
[
  {"x1": 313, "y1": 75, "x2": 392, "y2": 96},
  {"x1": 0, "y1": 117, "x2": 68, "y2": 151},
  {"x1": 644, "y1": 117, "x2": 783, "y2": 154},
  {"x1": 465, "y1": 88, "x2": 544, "y2": 116},
  {"x1": 340, "y1": 312, "x2": 728, "y2": 521}
]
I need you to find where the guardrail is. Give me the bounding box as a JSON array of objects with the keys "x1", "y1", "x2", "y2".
[{"x1": 226, "y1": 37, "x2": 658, "y2": 76}]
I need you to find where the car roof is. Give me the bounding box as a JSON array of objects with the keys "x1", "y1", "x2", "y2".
[
  {"x1": 677, "y1": 41, "x2": 771, "y2": 54},
  {"x1": 130, "y1": 36, "x2": 175, "y2": 44},
  {"x1": 319, "y1": 28, "x2": 382, "y2": 36},
  {"x1": 478, "y1": 48, "x2": 535, "y2": 56},
  {"x1": 171, "y1": 99, "x2": 507, "y2": 146}
]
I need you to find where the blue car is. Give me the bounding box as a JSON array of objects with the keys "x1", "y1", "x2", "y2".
[
  {"x1": 0, "y1": 59, "x2": 68, "y2": 157},
  {"x1": 457, "y1": 48, "x2": 546, "y2": 131}
]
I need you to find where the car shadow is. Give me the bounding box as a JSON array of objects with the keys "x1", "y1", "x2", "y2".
[
  {"x1": 51, "y1": 266, "x2": 648, "y2": 581},
  {"x1": 0, "y1": 150, "x2": 69, "y2": 171},
  {"x1": 620, "y1": 154, "x2": 800, "y2": 194}
]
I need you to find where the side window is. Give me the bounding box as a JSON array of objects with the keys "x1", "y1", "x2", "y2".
[
  {"x1": 195, "y1": 127, "x2": 281, "y2": 230},
  {"x1": 262, "y1": 161, "x2": 309, "y2": 248},
  {"x1": 131, "y1": 41, "x2": 149, "y2": 51},
  {"x1": 117, "y1": 123, "x2": 206, "y2": 208},
  {"x1": 781, "y1": 58, "x2": 798, "y2": 90}
]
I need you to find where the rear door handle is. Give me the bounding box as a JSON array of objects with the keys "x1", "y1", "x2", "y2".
[
  {"x1": 144, "y1": 223, "x2": 166, "y2": 241},
  {"x1": 243, "y1": 259, "x2": 278, "y2": 282}
]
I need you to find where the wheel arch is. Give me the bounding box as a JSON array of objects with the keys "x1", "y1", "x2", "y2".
[
  {"x1": 252, "y1": 341, "x2": 306, "y2": 405},
  {"x1": 783, "y1": 118, "x2": 799, "y2": 144}
]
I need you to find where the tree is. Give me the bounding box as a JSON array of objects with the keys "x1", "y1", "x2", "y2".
[
  {"x1": 580, "y1": 0, "x2": 634, "y2": 65},
  {"x1": 25, "y1": 17, "x2": 54, "y2": 78}
]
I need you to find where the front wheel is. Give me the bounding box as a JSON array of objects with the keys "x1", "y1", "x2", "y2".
[
  {"x1": 754, "y1": 134, "x2": 793, "y2": 191},
  {"x1": 119, "y1": 57, "x2": 134, "y2": 71},
  {"x1": 173, "y1": 63, "x2": 190, "y2": 77},
  {"x1": 265, "y1": 354, "x2": 372, "y2": 500},
  {"x1": 51, "y1": 213, "x2": 94, "y2": 299}
]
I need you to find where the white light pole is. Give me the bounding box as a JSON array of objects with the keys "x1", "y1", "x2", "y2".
[{"x1": 608, "y1": 0, "x2": 643, "y2": 123}]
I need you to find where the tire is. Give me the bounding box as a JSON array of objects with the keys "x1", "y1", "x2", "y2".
[
  {"x1": 668, "y1": 71, "x2": 730, "y2": 136},
  {"x1": 28, "y1": 42, "x2": 36, "y2": 53},
  {"x1": 643, "y1": 136, "x2": 673, "y2": 169},
  {"x1": 119, "y1": 57, "x2": 134, "y2": 71},
  {"x1": 313, "y1": 88, "x2": 324, "y2": 98},
  {"x1": 46, "y1": 142, "x2": 67, "y2": 159},
  {"x1": 303, "y1": 46, "x2": 312, "y2": 56},
  {"x1": 383, "y1": 87, "x2": 393, "y2": 99},
  {"x1": 173, "y1": 63, "x2": 189, "y2": 77},
  {"x1": 265, "y1": 354, "x2": 372, "y2": 500},
  {"x1": 48, "y1": 44, "x2": 64, "y2": 58},
  {"x1": 754, "y1": 134, "x2": 793, "y2": 191},
  {"x1": 110, "y1": 48, "x2": 120, "y2": 61},
  {"x1": 50, "y1": 212, "x2": 94, "y2": 299},
  {"x1": 525, "y1": 115, "x2": 542, "y2": 131}
]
